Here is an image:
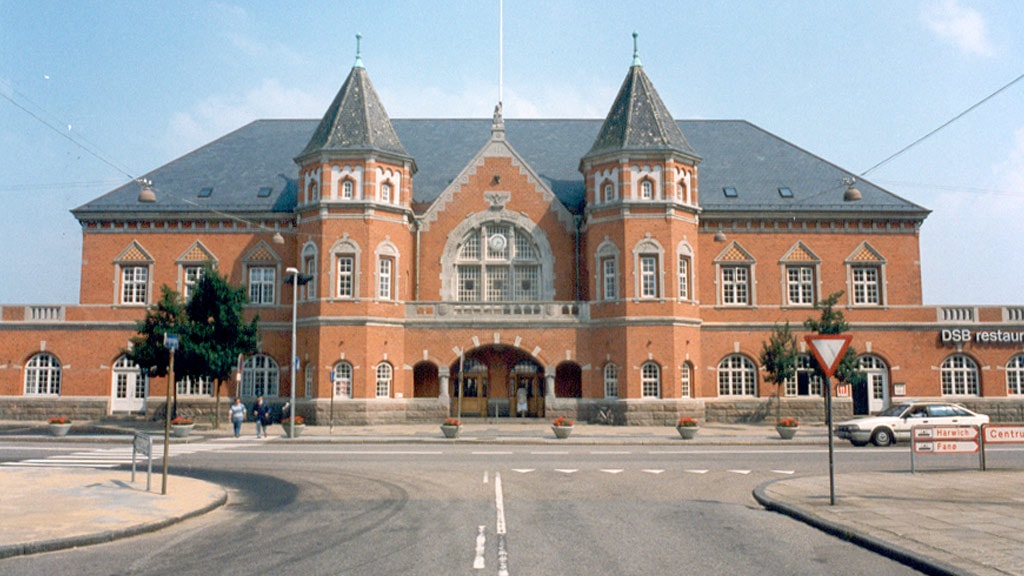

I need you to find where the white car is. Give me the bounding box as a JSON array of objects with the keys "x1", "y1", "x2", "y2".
[{"x1": 835, "y1": 401, "x2": 989, "y2": 447}]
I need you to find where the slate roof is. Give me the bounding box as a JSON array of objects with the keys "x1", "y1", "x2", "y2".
[
  {"x1": 73, "y1": 118, "x2": 928, "y2": 219},
  {"x1": 583, "y1": 64, "x2": 698, "y2": 161}
]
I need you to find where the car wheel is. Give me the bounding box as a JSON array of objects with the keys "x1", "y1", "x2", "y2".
[
  {"x1": 871, "y1": 428, "x2": 894, "y2": 446},
  {"x1": 850, "y1": 440, "x2": 868, "y2": 447}
]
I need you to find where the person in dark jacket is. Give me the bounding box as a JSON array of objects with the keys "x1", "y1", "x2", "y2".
[{"x1": 253, "y1": 396, "x2": 271, "y2": 438}]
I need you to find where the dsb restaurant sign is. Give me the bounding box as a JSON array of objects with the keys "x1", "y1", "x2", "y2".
[{"x1": 941, "y1": 329, "x2": 1024, "y2": 345}]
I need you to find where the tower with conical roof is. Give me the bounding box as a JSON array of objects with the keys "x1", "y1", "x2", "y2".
[{"x1": 580, "y1": 33, "x2": 704, "y2": 400}]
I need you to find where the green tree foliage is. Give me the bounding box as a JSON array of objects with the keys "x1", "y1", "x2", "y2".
[
  {"x1": 759, "y1": 322, "x2": 798, "y2": 422},
  {"x1": 126, "y1": 264, "x2": 259, "y2": 427}
]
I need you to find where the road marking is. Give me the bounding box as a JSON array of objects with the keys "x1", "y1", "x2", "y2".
[
  {"x1": 642, "y1": 469, "x2": 665, "y2": 474},
  {"x1": 591, "y1": 450, "x2": 631, "y2": 455},
  {"x1": 495, "y1": 472, "x2": 510, "y2": 576},
  {"x1": 512, "y1": 468, "x2": 535, "y2": 474},
  {"x1": 555, "y1": 469, "x2": 578, "y2": 474},
  {"x1": 483, "y1": 471, "x2": 489, "y2": 483},
  {"x1": 600, "y1": 469, "x2": 624, "y2": 474},
  {"x1": 772, "y1": 470, "x2": 796, "y2": 475},
  {"x1": 685, "y1": 469, "x2": 708, "y2": 474},
  {"x1": 530, "y1": 451, "x2": 569, "y2": 455},
  {"x1": 729, "y1": 470, "x2": 751, "y2": 475},
  {"x1": 473, "y1": 525, "x2": 486, "y2": 570},
  {"x1": 472, "y1": 451, "x2": 514, "y2": 455}
]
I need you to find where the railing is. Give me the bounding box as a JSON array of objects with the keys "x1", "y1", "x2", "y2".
[
  {"x1": 938, "y1": 306, "x2": 976, "y2": 323},
  {"x1": 1005, "y1": 307, "x2": 1024, "y2": 322},
  {"x1": 0, "y1": 306, "x2": 67, "y2": 322},
  {"x1": 408, "y1": 301, "x2": 587, "y2": 322}
]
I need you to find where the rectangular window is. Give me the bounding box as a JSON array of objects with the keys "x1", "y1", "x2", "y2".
[
  {"x1": 640, "y1": 256, "x2": 658, "y2": 298},
  {"x1": 852, "y1": 266, "x2": 880, "y2": 305},
  {"x1": 678, "y1": 256, "x2": 690, "y2": 300},
  {"x1": 303, "y1": 256, "x2": 317, "y2": 300},
  {"x1": 786, "y1": 266, "x2": 814, "y2": 305},
  {"x1": 378, "y1": 258, "x2": 393, "y2": 300},
  {"x1": 602, "y1": 258, "x2": 617, "y2": 300},
  {"x1": 248, "y1": 266, "x2": 276, "y2": 305},
  {"x1": 458, "y1": 266, "x2": 480, "y2": 301},
  {"x1": 486, "y1": 266, "x2": 509, "y2": 301},
  {"x1": 121, "y1": 266, "x2": 148, "y2": 304},
  {"x1": 183, "y1": 266, "x2": 204, "y2": 300},
  {"x1": 513, "y1": 265, "x2": 539, "y2": 300},
  {"x1": 337, "y1": 256, "x2": 354, "y2": 298},
  {"x1": 721, "y1": 265, "x2": 749, "y2": 305}
]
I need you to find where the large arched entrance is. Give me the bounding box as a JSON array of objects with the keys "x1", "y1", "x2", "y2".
[{"x1": 449, "y1": 345, "x2": 545, "y2": 418}]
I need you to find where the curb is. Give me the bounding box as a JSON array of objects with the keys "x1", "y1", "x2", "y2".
[
  {"x1": 752, "y1": 478, "x2": 966, "y2": 576},
  {"x1": 0, "y1": 485, "x2": 228, "y2": 560}
]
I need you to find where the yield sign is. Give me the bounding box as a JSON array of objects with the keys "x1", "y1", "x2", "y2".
[{"x1": 804, "y1": 334, "x2": 853, "y2": 379}]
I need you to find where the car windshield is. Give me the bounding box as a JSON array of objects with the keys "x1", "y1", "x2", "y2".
[{"x1": 878, "y1": 404, "x2": 911, "y2": 417}]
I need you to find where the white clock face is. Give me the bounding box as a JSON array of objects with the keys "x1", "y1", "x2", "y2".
[{"x1": 488, "y1": 234, "x2": 507, "y2": 251}]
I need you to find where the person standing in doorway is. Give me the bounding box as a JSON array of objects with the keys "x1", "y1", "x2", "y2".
[
  {"x1": 253, "y1": 396, "x2": 270, "y2": 438},
  {"x1": 516, "y1": 385, "x2": 528, "y2": 418},
  {"x1": 229, "y1": 397, "x2": 246, "y2": 438}
]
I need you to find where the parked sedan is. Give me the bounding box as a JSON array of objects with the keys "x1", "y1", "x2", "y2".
[{"x1": 835, "y1": 401, "x2": 989, "y2": 446}]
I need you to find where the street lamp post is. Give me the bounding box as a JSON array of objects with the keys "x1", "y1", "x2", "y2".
[{"x1": 285, "y1": 267, "x2": 299, "y2": 439}]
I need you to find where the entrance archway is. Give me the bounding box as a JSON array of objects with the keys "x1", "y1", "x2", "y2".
[{"x1": 449, "y1": 345, "x2": 545, "y2": 417}]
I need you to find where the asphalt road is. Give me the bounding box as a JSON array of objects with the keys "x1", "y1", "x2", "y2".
[{"x1": 6, "y1": 443, "x2": 1020, "y2": 575}]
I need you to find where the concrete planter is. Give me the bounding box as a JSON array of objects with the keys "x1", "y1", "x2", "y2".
[
  {"x1": 440, "y1": 424, "x2": 462, "y2": 439},
  {"x1": 48, "y1": 423, "x2": 72, "y2": 437},
  {"x1": 170, "y1": 424, "x2": 195, "y2": 437},
  {"x1": 676, "y1": 425, "x2": 699, "y2": 440},
  {"x1": 776, "y1": 425, "x2": 799, "y2": 440},
  {"x1": 552, "y1": 425, "x2": 574, "y2": 439}
]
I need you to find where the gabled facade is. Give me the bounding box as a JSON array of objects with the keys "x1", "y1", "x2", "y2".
[{"x1": 3, "y1": 44, "x2": 1024, "y2": 424}]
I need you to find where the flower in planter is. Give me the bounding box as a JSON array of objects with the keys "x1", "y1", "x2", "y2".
[
  {"x1": 443, "y1": 417, "x2": 462, "y2": 427},
  {"x1": 677, "y1": 416, "x2": 699, "y2": 427},
  {"x1": 280, "y1": 415, "x2": 305, "y2": 426},
  {"x1": 777, "y1": 417, "x2": 800, "y2": 427},
  {"x1": 48, "y1": 417, "x2": 71, "y2": 425},
  {"x1": 552, "y1": 416, "x2": 574, "y2": 427},
  {"x1": 170, "y1": 417, "x2": 194, "y2": 426}
]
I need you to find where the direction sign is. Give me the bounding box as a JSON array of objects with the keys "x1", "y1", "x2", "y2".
[
  {"x1": 163, "y1": 333, "x2": 179, "y2": 351},
  {"x1": 804, "y1": 334, "x2": 852, "y2": 378},
  {"x1": 983, "y1": 425, "x2": 1024, "y2": 444},
  {"x1": 913, "y1": 425, "x2": 979, "y2": 441},
  {"x1": 913, "y1": 441, "x2": 979, "y2": 454}
]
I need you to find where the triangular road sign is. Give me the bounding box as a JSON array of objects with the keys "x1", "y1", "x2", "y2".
[{"x1": 804, "y1": 334, "x2": 853, "y2": 378}]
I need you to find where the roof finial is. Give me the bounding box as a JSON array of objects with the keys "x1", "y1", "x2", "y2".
[
  {"x1": 632, "y1": 31, "x2": 642, "y2": 67},
  {"x1": 354, "y1": 33, "x2": 364, "y2": 68}
]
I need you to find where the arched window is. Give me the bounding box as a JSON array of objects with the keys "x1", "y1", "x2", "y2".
[
  {"x1": 341, "y1": 179, "x2": 354, "y2": 199},
  {"x1": 381, "y1": 182, "x2": 392, "y2": 203},
  {"x1": 307, "y1": 181, "x2": 319, "y2": 202},
  {"x1": 603, "y1": 364, "x2": 619, "y2": 398},
  {"x1": 1008, "y1": 355, "x2": 1024, "y2": 396},
  {"x1": 785, "y1": 354, "x2": 824, "y2": 397},
  {"x1": 641, "y1": 362, "x2": 660, "y2": 398},
  {"x1": 640, "y1": 179, "x2": 654, "y2": 199},
  {"x1": 333, "y1": 361, "x2": 353, "y2": 398},
  {"x1": 456, "y1": 222, "x2": 542, "y2": 302},
  {"x1": 603, "y1": 182, "x2": 616, "y2": 203},
  {"x1": 25, "y1": 353, "x2": 61, "y2": 395},
  {"x1": 941, "y1": 354, "x2": 979, "y2": 396},
  {"x1": 242, "y1": 354, "x2": 280, "y2": 397},
  {"x1": 376, "y1": 363, "x2": 393, "y2": 398},
  {"x1": 302, "y1": 244, "x2": 317, "y2": 300},
  {"x1": 718, "y1": 355, "x2": 757, "y2": 396},
  {"x1": 680, "y1": 363, "x2": 692, "y2": 398}
]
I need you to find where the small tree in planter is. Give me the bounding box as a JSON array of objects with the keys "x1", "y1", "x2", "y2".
[
  {"x1": 803, "y1": 291, "x2": 865, "y2": 402},
  {"x1": 759, "y1": 321, "x2": 798, "y2": 424}
]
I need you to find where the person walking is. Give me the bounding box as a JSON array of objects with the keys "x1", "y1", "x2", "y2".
[
  {"x1": 228, "y1": 397, "x2": 246, "y2": 438},
  {"x1": 253, "y1": 396, "x2": 270, "y2": 438}
]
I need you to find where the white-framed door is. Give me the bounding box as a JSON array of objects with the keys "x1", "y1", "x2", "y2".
[
  {"x1": 111, "y1": 356, "x2": 147, "y2": 413},
  {"x1": 859, "y1": 355, "x2": 889, "y2": 413}
]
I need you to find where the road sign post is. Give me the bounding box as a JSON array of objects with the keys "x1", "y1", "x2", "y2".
[
  {"x1": 804, "y1": 334, "x2": 852, "y2": 506},
  {"x1": 912, "y1": 425, "x2": 981, "y2": 472}
]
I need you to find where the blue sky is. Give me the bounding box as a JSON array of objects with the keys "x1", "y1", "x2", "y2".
[{"x1": 1, "y1": 0, "x2": 1021, "y2": 305}]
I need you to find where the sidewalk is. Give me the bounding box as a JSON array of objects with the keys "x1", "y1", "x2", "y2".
[{"x1": 2, "y1": 421, "x2": 1022, "y2": 575}]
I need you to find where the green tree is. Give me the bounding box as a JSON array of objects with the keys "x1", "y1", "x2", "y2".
[
  {"x1": 125, "y1": 286, "x2": 190, "y2": 419},
  {"x1": 803, "y1": 291, "x2": 865, "y2": 389},
  {"x1": 759, "y1": 322, "x2": 798, "y2": 423}
]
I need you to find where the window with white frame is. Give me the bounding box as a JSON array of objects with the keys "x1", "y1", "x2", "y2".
[
  {"x1": 680, "y1": 363, "x2": 691, "y2": 397},
  {"x1": 940, "y1": 354, "x2": 979, "y2": 396},
  {"x1": 455, "y1": 222, "x2": 542, "y2": 302},
  {"x1": 603, "y1": 364, "x2": 618, "y2": 398},
  {"x1": 376, "y1": 363, "x2": 392, "y2": 398},
  {"x1": 182, "y1": 265, "x2": 205, "y2": 300},
  {"x1": 24, "y1": 353, "x2": 61, "y2": 395},
  {"x1": 177, "y1": 375, "x2": 213, "y2": 397},
  {"x1": 602, "y1": 257, "x2": 617, "y2": 300},
  {"x1": 381, "y1": 182, "x2": 392, "y2": 203},
  {"x1": 851, "y1": 266, "x2": 881, "y2": 305},
  {"x1": 640, "y1": 255, "x2": 659, "y2": 298},
  {"x1": 248, "y1": 266, "x2": 276, "y2": 305},
  {"x1": 718, "y1": 355, "x2": 757, "y2": 396},
  {"x1": 1007, "y1": 355, "x2": 1024, "y2": 395},
  {"x1": 678, "y1": 255, "x2": 690, "y2": 300},
  {"x1": 341, "y1": 179, "x2": 354, "y2": 199},
  {"x1": 785, "y1": 354, "x2": 824, "y2": 396},
  {"x1": 333, "y1": 361, "x2": 353, "y2": 398},
  {"x1": 640, "y1": 179, "x2": 653, "y2": 199},
  {"x1": 302, "y1": 246, "x2": 317, "y2": 300},
  {"x1": 786, "y1": 266, "x2": 815, "y2": 306},
  {"x1": 121, "y1": 266, "x2": 149, "y2": 305},
  {"x1": 721, "y1": 265, "x2": 750, "y2": 305},
  {"x1": 603, "y1": 182, "x2": 615, "y2": 203},
  {"x1": 241, "y1": 354, "x2": 280, "y2": 397},
  {"x1": 378, "y1": 257, "x2": 393, "y2": 300},
  {"x1": 641, "y1": 362, "x2": 661, "y2": 398},
  {"x1": 307, "y1": 181, "x2": 319, "y2": 202},
  {"x1": 337, "y1": 256, "x2": 354, "y2": 298}
]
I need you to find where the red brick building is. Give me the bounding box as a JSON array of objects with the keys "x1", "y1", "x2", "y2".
[{"x1": 3, "y1": 47, "x2": 1024, "y2": 424}]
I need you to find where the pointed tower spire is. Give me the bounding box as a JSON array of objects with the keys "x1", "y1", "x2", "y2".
[
  {"x1": 582, "y1": 34, "x2": 696, "y2": 162},
  {"x1": 354, "y1": 32, "x2": 364, "y2": 69},
  {"x1": 297, "y1": 35, "x2": 411, "y2": 164}
]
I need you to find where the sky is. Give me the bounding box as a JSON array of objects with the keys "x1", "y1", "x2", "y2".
[{"x1": 0, "y1": 0, "x2": 1021, "y2": 305}]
